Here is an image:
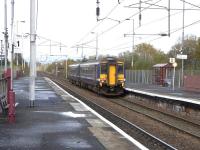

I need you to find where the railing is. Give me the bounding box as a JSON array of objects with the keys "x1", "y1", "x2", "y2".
[
  {"x1": 126, "y1": 69, "x2": 200, "y2": 88},
  {"x1": 0, "y1": 75, "x2": 8, "y2": 116}
]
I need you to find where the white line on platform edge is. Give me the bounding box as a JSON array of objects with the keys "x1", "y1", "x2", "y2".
[
  {"x1": 126, "y1": 88, "x2": 200, "y2": 105},
  {"x1": 45, "y1": 77, "x2": 149, "y2": 150}
]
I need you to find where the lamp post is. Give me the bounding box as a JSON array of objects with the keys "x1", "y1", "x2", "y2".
[
  {"x1": 91, "y1": 32, "x2": 98, "y2": 60},
  {"x1": 181, "y1": 0, "x2": 185, "y2": 86},
  {"x1": 16, "y1": 20, "x2": 25, "y2": 67},
  {"x1": 0, "y1": 40, "x2": 3, "y2": 73},
  {"x1": 30, "y1": 0, "x2": 37, "y2": 107},
  {"x1": 172, "y1": 62, "x2": 177, "y2": 91},
  {"x1": 4, "y1": 0, "x2": 8, "y2": 71},
  {"x1": 124, "y1": 19, "x2": 168, "y2": 70}
]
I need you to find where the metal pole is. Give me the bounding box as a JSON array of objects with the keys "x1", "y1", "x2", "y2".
[
  {"x1": 96, "y1": 33, "x2": 98, "y2": 60},
  {"x1": 4, "y1": 0, "x2": 8, "y2": 71},
  {"x1": 132, "y1": 19, "x2": 134, "y2": 51},
  {"x1": 55, "y1": 63, "x2": 57, "y2": 77},
  {"x1": 181, "y1": 0, "x2": 185, "y2": 86},
  {"x1": 30, "y1": 0, "x2": 36, "y2": 107},
  {"x1": 168, "y1": 0, "x2": 170, "y2": 37},
  {"x1": 173, "y1": 66, "x2": 175, "y2": 91},
  {"x1": 11, "y1": 0, "x2": 15, "y2": 90},
  {"x1": 139, "y1": 0, "x2": 141, "y2": 27},
  {"x1": 50, "y1": 40, "x2": 51, "y2": 55},
  {"x1": 66, "y1": 59, "x2": 68, "y2": 79},
  {"x1": 0, "y1": 40, "x2": 3, "y2": 72}
]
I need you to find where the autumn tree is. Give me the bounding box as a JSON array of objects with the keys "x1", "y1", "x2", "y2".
[
  {"x1": 168, "y1": 35, "x2": 200, "y2": 70},
  {"x1": 119, "y1": 43, "x2": 168, "y2": 69}
]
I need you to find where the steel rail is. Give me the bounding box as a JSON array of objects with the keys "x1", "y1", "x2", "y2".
[
  {"x1": 111, "y1": 98, "x2": 200, "y2": 139},
  {"x1": 46, "y1": 75, "x2": 177, "y2": 150}
]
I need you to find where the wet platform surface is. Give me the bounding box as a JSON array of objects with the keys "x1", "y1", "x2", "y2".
[
  {"x1": 0, "y1": 77, "x2": 142, "y2": 150},
  {"x1": 126, "y1": 83, "x2": 200, "y2": 105}
]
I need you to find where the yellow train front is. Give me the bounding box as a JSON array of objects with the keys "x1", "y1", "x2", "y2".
[{"x1": 97, "y1": 57, "x2": 125, "y2": 95}]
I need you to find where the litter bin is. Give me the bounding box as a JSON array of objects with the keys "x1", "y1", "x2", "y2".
[{"x1": 163, "y1": 78, "x2": 172, "y2": 87}]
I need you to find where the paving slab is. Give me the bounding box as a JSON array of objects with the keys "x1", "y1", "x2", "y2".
[{"x1": 0, "y1": 77, "x2": 144, "y2": 150}]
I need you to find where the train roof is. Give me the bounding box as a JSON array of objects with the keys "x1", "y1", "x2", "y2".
[
  {"x1": 68, "y1": 57, "x2": 124, "y2": 67},
  {"x1": 68, "y1": 63, "x2": 80, "y2": 67},
  {"x1": 80, "y1": 62, "x2": 99, "y2": 66}
]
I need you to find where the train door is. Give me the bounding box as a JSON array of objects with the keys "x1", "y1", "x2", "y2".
[{"x1": 109, "y1": 65, "x2": 116, "y2": 86}]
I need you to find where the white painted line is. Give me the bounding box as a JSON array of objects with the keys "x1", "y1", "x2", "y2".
[
  {"x1": 45, "y1": 77, "x2": 149, "y2": 150},
  {"x1": 15, "y1": 102, "x2": 19, "y2": 107},
  {"x1": 126, "y1": 88, "x2": 200, "y2": 105}
]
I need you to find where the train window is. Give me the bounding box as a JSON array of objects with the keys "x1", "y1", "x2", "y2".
[
  {"x1": 101, "y1": 63, "x2": 107, "y2": 74},
  {"x1": 117, "y1": 64, "x2": 123, "y2": 74}
]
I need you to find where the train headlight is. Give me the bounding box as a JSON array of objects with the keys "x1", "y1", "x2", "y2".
[
  {"x1": 100, "y1": 78, "x2": 106, "y2": 83},
  {"x1": 100, "y1": 82, "x2": 102, "y2": 87}
]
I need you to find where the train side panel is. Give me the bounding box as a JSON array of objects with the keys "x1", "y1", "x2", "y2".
[{"x1": 79, "y1": 62, "x2": 99, "y2": 88}]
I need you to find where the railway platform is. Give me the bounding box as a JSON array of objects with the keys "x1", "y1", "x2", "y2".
[
  {"x1": 0, "y1": 77, "x2": 146, "y2": 150},
  {"x1": 125, "y1": 83, "x2": 200, "y2": 105}
]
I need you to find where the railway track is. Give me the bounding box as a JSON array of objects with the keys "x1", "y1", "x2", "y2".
[
  {"x1": 109, "y1": 97, "x2": 200, "y2": 139},
  {"x1": 45, "y1": 75, "x2": 177, "y2": 150}
]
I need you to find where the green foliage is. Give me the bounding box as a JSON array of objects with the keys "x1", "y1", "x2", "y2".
[
  {"x1": 167, "y1": 35, "x2": 200, "y2": 70},
  {"x1": 119, "y1": 43, "x2": 168, "y2": 70}
]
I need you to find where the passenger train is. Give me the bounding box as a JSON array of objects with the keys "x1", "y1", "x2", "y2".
[{"x1": 67, "y1": 57, "x2": 125, "y2": 96}]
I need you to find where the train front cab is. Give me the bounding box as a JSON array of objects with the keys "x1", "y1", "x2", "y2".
[{"x1": 99, "y1": 60, "x2": 125, "y2": 95}]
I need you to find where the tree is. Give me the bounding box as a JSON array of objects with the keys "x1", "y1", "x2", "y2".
[
  {"x1": 118, "y1": 43, "x2": 168, "y2": 69},
  {"x1": 168, "y1": 35, "x2": 200, "y2": 70}
]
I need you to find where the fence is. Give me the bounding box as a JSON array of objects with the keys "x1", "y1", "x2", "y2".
[
  {"x1": 125, "y1": 69, "x2": 200, "y2": 88},
  {"x1": 0, "y1": 75, "x2": 8, "y2": 115}
]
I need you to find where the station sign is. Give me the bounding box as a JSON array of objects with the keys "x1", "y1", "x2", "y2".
[
  {"x1": 0, "y1": 55, "x2": 5, "y2": 58},
  {"x1": 169, "y1": 58, "x2": 175, "y2": 63},
  {"x1": 177, "y1": 54, "x2": 187, "y2": 60}
]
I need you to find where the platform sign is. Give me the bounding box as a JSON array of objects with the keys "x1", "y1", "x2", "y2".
[
  {"x1": 177, "y1": 54, "x2": 187, "y2": 60},
  {"x1": 169, "y1": 58, "x2": 175, "y2": 63}
]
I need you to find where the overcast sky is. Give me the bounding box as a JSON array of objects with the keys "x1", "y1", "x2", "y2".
[{"x1": 1, "y1": 0, "x2": 200, "y2": 62}]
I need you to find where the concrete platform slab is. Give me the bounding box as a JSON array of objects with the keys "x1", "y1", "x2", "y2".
[{"x1": 0, "y1": 77, "x2": 146, "y2": 150}]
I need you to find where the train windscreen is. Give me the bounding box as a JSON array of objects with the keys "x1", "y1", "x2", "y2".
[
  {"x1": 117, "y1": 64, "x2": 123, "y2": 74},
  {"x1": 101, "y1": 63, "x2": 107, "y2": 74}
]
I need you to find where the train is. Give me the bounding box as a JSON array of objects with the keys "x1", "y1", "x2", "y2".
[{"x1": 67, "y1": 57, "x2": 125, "y2": 96}]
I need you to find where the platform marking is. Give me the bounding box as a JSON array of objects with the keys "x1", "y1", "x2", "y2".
[
  {"x1": 87, "y1": 119, "x2": 110, "y2": 128},
  {"x1": 70, "y1": 103, "x2": 89, "y2": 111},
  {"x1": 61, "y1": 95, "x2": 75, "y2": 101},
  {"x1": 88, "y1": 126, "x2": 141, "y2": 150},
  {"x1": 45, "y1": 77, "x2": 149, "y2": 150},
  {"x1": 126, "y1": 88, "x2": 200, "y2": 105}
]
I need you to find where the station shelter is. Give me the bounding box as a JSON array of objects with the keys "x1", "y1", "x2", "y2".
[{"x1": 153, "y1": 63, "x2": 173, "y2": 86}]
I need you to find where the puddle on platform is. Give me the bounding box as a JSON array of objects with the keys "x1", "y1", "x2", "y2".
[{"x1": 34, "y1": 111, "x2": 86, "y2": 118}]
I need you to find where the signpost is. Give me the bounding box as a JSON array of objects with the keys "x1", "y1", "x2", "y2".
[
  {"x1": 177, "y1": 54, "x2": 187, "y2": 60},
  {"x1": 172, "y1": 62, "x2": 178, "y2": 91},
  {"x1": 177, "y1": 54, "x2": 187, "y2": 86}
]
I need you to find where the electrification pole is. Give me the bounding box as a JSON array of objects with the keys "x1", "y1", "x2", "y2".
[
  {"x1": 4, "y1": 0, "x2": 8, "y2": 71},
  {"x1": 96, "y1": 33, "x2": 98, "y2": 60},
  {"x1": 0, "y1": 40, "x2": 3, "y2": 72},
  {"x1": 30, "y1": 0, "x2": 37, "y2": 107},
  {"x1": 181, "y1": 0, "x2": 185, "y2": 86},
  {"x1": 11, "y1": 0, "x2": 15, "y2": 90}
]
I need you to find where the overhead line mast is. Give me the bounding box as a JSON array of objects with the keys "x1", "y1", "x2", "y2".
[{"x1": 96, "y1": 0, "x2": 100, "y2": 21}]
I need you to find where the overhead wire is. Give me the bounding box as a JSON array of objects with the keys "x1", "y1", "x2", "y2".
[
  {"x1": 180, "y1": 0, "x2": 200, "y2": 9},
  {"x1": 148, "y1": 18, "x2": 200, "y2": 43},
  {"x1": 77, "y1": 0, "x2": 164, "y2": 48},
  {"x1": 108, "y1": 18, "x2": 200, "y2": 53},
  {"x1": 73, "y1": 0, "x2": 200, "y2": 57},
  {"x1": 103, "y1": 2, "x2": 200, "y2": 52},
  {"x1": 74, "y1": 0, "x2": 126, "y2": 47}
]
